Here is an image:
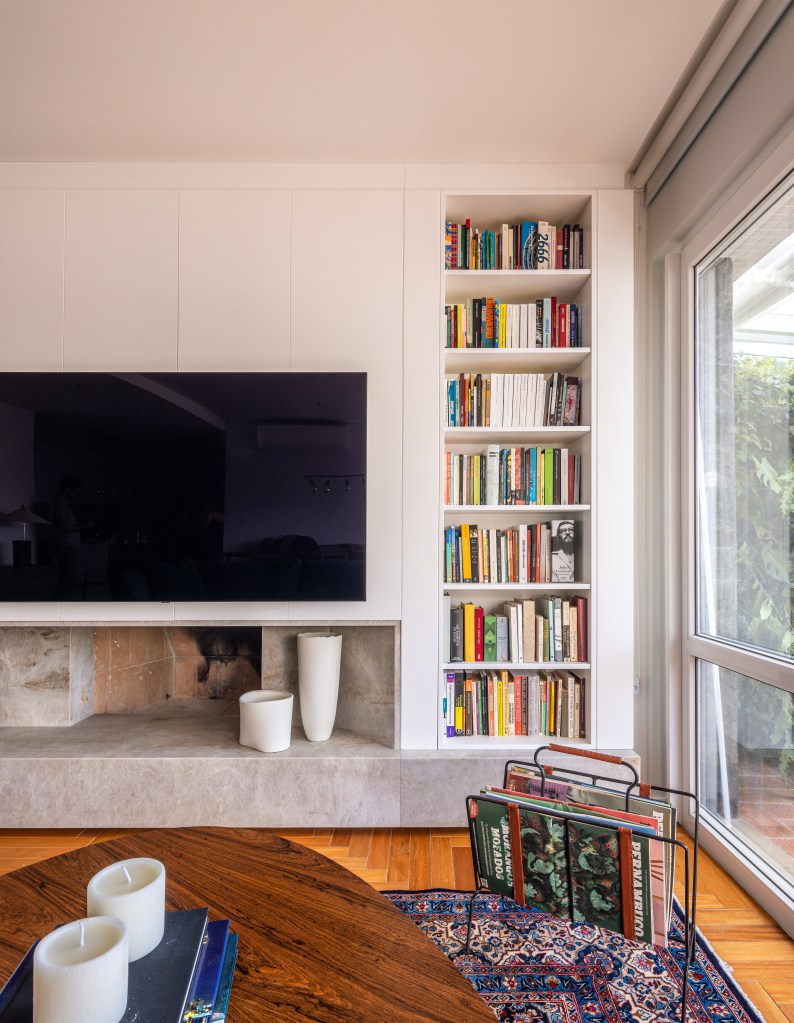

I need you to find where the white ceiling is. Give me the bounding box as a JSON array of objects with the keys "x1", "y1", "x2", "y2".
[{"x1": 0, "y1": 0, "x2": 729, "y2": 167}]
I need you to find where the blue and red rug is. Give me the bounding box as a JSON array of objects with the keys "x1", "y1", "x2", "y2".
[{"x1": 384, "y1": 889, "x2": 765, "y2": 1023}]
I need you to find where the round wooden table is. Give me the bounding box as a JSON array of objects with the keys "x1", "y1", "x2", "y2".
[{"x1": 0, "y1": 828, "x2": 493, "y2": 1023}]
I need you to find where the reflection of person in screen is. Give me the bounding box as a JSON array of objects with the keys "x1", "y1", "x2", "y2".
[{"x1": 51, "y1": 476, "x2": 92, "y2": 599}]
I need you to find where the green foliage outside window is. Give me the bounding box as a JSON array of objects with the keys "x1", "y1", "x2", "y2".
[{"x1": 732, "y1": 353, "x2": 794, "y2": 777}]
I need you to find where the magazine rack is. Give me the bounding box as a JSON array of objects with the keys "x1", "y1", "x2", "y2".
[{"x1": 461, "y1": 744, "x2": 700, "y2": 1023}]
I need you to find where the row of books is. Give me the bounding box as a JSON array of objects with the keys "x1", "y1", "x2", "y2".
[
  {"x1": 446, "y1": 595, "x2": 588, "y2": 664},
  {"x1": 444, "y1": 521, "x2": 576, "y2": 585},
  {"x1": 446, "y1": 372, "x2": 581, "y2": 428},
  {"x1": 469, "y1": 762, "x2": 677, "y2": 945},
  {"x1": 445, "y1": 297, "x2": 583, "y2": 349},
  {"x1": 444, "y1": 669, "x2": 586, "y2": 738},
  {"x1": 0, "y1": 908, "x2": 238, "y2": 1023},
  {"x1": 445, "y1": 220, "x2": 585, "y2": 271},
  {"x1": 444, "y1": 446, "x2": 582, "y2": 507}
]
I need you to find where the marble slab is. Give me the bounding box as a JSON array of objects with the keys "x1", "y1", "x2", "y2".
[
  {"x1": 0, "y1": 697, "x2": 638, "y2": 827},
  {"x1": 0, "y1": 700, "x2": 400, "y2": 827},
  {"x1": 399, "y1": 748, "x2": 643, "y2": 826},
  {"x1": 0, "y1": 626, "x2": 72, "y2": 726}
]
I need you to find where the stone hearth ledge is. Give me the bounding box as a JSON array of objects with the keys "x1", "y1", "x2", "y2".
[{"x1": 0, "y1": 700, "x2": 638, "y2": 829}]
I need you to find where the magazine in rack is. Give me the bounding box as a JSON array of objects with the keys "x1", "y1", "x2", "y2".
[
  {"x1": 500, "y1": 761, "x2": 678, "y2": 932},
  {"x1": 482, "y1": 785, "x2": 667, "y2": 944},
  {"x1": 464, "y1": 745, "x2": 698, "y2": 969}
]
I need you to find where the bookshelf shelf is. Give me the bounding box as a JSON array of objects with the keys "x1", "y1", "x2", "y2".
[
  {"x1": 444, "y1": 504, "x2": 590, "y2": 514},
  {"x1": 443, "y1": 583, "x2": 590, "y2": 592},
  {"x1": 444, "y1": 348, "x2": 591, "y2": 373},
  {"x1": 444, "y1": 426, "x2": 590, "y2": 442},
  {"x1": 443, "y1": 661, "x2": 590, "y2": 671},
  {"x1": 439, "y1": 734, "x2": 592, "y2": 751},
  {"x1": 445, "y1": 269, "x2": 591, "y2": 304}
]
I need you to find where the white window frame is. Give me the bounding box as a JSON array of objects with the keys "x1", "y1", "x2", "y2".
[{"x1": 677, "y1": 134, "x2": 794, "y2": 937}]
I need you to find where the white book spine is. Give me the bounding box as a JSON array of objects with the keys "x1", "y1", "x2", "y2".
[
  {"x1": 491, "y1": 374, "x2": 503, "y2": 429},
  {"x1": 503, "y1": 374, "x2": 513, "y2": 428},
  {"x1": 517, "y1": 374, "x2": 527, "y2": 427}
]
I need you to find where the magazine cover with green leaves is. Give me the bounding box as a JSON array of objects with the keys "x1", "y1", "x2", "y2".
[
  {"x1": 468, "y1": 796, "x2": 514, "y2": 898},
  {"x1": 492, "y1": 781, "x2": 667, "y2": 946},
  {"x1": 505, "y1": 764, "x2": 677, "y2": 928},
  {"x1": 513, "y1": 804, "x2": 626, "y2": 933},
  {"x1": 489, "y1": 789, "x2": 657, "y2": 942}
]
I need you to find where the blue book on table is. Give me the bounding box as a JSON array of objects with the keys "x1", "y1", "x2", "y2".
[{"x1": 182, "y1": 918, "x2": 230, "y2": 1021}]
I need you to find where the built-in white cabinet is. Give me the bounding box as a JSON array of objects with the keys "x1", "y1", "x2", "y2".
[
  {"x1": 0, "y1": 170, "x2": 634, "y2": 752},
  {"x1": 64, "y1": 190, "x2": 179, "y2": 370},
  {"x1": 0, "y1": 190, "x2": 64, "y2": 369},
  {"x1": 178, "y1": 190, "x2": 292, "y2": 370},
  {"x1": 290, "y1": 190, "x2": 405, "y2": 622},
  {"x1": 290, "y1": 190, "x2": 404, "y2": 369}
]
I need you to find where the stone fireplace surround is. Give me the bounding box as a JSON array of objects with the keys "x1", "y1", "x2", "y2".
[
  {"x1": 0, "y1": 624, "x2": 639, "y2": 829},
  {"x1": 0, "y1": 623, "x2": 397, "y2": 747},
  {"x1": 0, "y1": 622, "x2": 412, "y2": 827}
]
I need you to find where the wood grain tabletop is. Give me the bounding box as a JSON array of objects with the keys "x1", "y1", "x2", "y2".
[{"x1": 0, "y1": 827, "x2": 493, "y2": 1023}]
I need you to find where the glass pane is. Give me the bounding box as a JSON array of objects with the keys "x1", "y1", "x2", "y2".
[
  {"x1": 695, "y1": 181, "x2": 794, "y2": 659},
  {"x1": 698, "y1": 660, "x2": 794, "y2": 885}
]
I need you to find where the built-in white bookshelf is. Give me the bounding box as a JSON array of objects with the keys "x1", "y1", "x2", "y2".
[{"x1": 439, "y1": 191, "x2": 596, "y2": 750}]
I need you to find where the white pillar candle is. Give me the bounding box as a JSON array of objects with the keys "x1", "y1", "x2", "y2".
[
  {"x1": 87, "y1": 858, "x2": 165, "y2": 962},
  {"x1": 33, "y1": 916, "x2": 128, "y2": 1023}
]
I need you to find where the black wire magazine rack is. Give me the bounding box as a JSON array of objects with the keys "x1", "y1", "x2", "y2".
[{"x1": 461, "y1": 744, "x2": 700, "y2": 1023}]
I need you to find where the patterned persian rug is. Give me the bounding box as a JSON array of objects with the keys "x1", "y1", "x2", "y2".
[{"x1": 383, "y1": 889, "x2": 764, "y2": 1023}]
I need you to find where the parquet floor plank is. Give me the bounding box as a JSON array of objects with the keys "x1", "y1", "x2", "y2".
[
  {"x1": 387, "y1": 830, "x2": 411, "y2": 887},
  {"x1": 711, "y1": 939, "x2": 794, "y2": 965},
  {"x1": 409, "y1": 830, "x2": 431, "y2": 890},
  {"x1": 763, "y1": 981, "x2": 794, "y2": 1003},
  {"x1": 329, "y1": 828, "x2": 353, "y2": 850},
  {"x1": 348, "y1": 830, "x2": 372, "y2": 861},
  {"x1": 430, "y1": 834, "x2": 454, "y2": 889},
  {"x1": 367, "y1": 828, "x2": 392, "y2": 871},
  {"x1": 734, "y1": 965, "x2": 794, "y2": 985},
  {"x1": 738, "y1": 982, "x2": 791, "y2": 1023},
  {"x1": 452, "y1": 844, "x2": 476, "y2": 890},
  {"x1": 694, "y1": 909, "x2": 786, "y2": 940}
]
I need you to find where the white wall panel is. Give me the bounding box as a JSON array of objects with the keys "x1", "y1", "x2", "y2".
[
  {"x1": 64, "y1": 190, "x2": 178, "y2": 369},
  {"x1": 594, "y1": 189, "x2": 635, "y2": 748},
  {"x1": 290, "y1": 190, "x2": 404, "y2": 621},
  {"x1": 178, "y1": 190, "x2": 291, "y2": 370},
  {"x1": 401, "y1": 190, "x2": 442, "y2": 749},
  {"x1": 0, "y1": 190, "x2": 64, "y2": 369}
]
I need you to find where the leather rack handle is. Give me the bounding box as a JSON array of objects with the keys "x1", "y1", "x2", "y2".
[{"x1": 547, "y1": 743, "x2": 623, "y2": 765}]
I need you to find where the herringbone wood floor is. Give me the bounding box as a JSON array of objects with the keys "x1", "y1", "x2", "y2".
[{"x1": 1, "y1": 828, "x2": 793, "y2": 1021}]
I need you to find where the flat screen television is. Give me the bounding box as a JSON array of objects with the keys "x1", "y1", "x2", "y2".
[{"x1": 0, "y1": 372, "x2": 367, "y2": 603}]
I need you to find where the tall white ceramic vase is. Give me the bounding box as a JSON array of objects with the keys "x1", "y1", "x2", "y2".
[{"x1": 297, "y1": 632, "x2": 342, "y2": 742}]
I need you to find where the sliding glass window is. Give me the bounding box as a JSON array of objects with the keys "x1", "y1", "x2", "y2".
[{"x1": 693, "y1": 173, "x2": 794, "y2": 899}]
